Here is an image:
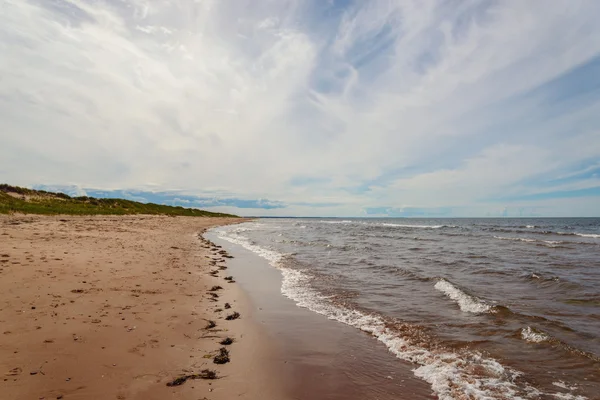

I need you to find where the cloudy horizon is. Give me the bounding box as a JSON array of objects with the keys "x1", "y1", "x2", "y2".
[{"x1": 1, "y1": 0, "x2": 600, "y2": 217}]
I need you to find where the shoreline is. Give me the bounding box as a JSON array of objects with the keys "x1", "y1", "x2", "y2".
[
  {"x1": 206, "y1": 225, "x2": 433, "y2": 400},
  {"x1": 0, "y1": 214, "x2": 284, "y2": 400}
]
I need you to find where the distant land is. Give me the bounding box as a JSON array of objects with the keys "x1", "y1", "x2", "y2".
[{"x1": 0, "y1": 184, "x2": 237, "y2": 217}]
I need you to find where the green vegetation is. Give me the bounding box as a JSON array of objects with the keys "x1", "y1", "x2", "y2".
[{"x1": 0, "y1": 184, "x2": 237, "y2": 217}]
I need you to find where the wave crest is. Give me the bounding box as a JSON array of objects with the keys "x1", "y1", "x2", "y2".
[
  {"x1": 521, "y1": 326, "x2": 550, "y2": 343},
  {"x1": 494, "y1": 236, "x2": 572, "y2": 248},
  {"x1": 434, "y1": 279, "x2": 492, "y2": 314},
  {"x1": 381, "y1": 223, "x2": 446, "y2": 229}
]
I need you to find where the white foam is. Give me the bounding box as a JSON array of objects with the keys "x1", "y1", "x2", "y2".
[
  {"x1": 434, "y1": 279, "x2": 492, "y2": 314},
  {"x1": 551, "y1": 382, "x2": 584, "y2": 400},
  {"x1": 574, "y1": 233, "x2": 600, "y2": 238},
  {"x1": 316, "y1": 221, "x2": 456, "y2": 229},
  {"x1": 556, "y1": 231, "x2": 600, "y2": 238},
  {"x1": 494, "y1": 236, "x2": 537, "y2": 242},
  {"x1": 526, "y1": 225, "x2": 536, "y2": 228},
  {"x1": 215, "y1": 227, "x2": 284, "y2": 266},
  {"x1": 381, "y1": 223, "x2": 444, "y2": 228},
  {"x1": 521, "y1": 326, "x2": 549, "y2": 343},
  {"x1": 552, "y1": 393, "x2": 587, "y2": 400},
  {"x1": 494, "y1": 236, "x2": 568, "y2": 247},
  {"x1": 553, "y1": 381, "x2": 578, "y2": 391}
]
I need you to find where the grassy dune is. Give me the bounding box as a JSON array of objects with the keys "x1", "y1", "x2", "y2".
[{"x1": 0, "y1": 184, "x2": 237, "y2": 217}]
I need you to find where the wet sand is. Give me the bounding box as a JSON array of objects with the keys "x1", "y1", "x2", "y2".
[
  {"x1": 0, "y1": 215, "x2": 284, "y2": 400},
  {"x1": 206, "y1": 230, "x2": 433, "y2": 400}
]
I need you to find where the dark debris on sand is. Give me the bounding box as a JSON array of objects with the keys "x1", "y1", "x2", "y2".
[
  {"x1": 166, "y1": 369, "x2": 218, "y2": 386},
  {"x1": 225, "y1": 311, "x2": 240, "y2": 321},
  {"x1": 220, "y1": 337, "x2": 234, "y2": 345},
  {"x1": 213, "y1": 347, "x2": 230, "y2": 364},
  {"x1": 205, "y1": 320, "x2": 216, "y2": 329}
]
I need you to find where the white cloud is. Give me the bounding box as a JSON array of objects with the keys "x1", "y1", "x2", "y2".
[{"x1": 1, "y1": 0, "x2": 600, "y2": 216}]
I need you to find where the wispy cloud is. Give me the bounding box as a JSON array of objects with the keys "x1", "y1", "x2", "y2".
[{"x1": 2, "y1": 0, "x2": 600, "y2": 216}]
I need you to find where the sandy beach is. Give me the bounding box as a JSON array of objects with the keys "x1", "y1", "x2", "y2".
[{"x1": 0, "y1": 215, "x2": 284, "y2": 400}]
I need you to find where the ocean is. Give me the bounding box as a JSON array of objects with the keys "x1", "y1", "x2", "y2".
[{"x1": 211, "y1": 218, "x2": 600, "y2": 399}]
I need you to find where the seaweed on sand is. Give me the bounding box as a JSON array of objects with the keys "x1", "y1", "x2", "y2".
[
  {"x1": 166, "y1": 369, "x2": 218, "y2": 386},
  {"x1": 213, "y1": 347, "x2": 230, "y2": 364},
  {"x1": 205, "y1": 320, "x2": 216, "y2": 329},
  {"x1": 225, "y1": 312, "x2": 240, "y2": 321}
]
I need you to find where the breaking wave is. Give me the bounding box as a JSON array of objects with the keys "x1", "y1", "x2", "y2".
[
  {"x1": 434, "y1": 278, "x2": 493, "y2": 314},
  {"x1": 573, "y1": 233, "x2": 600, "y2": 238},
  {"x1": 381, "y1": 223, "x2": 448, "y2": 229},
  {"x1": 493, "y1": 236, "x2": 572, "y2": 248},
  {"x1": 521, "y1": 326, "x2": 550, "y2": 343},
  {"x1": 317, "y1": 220, "x2": 458, "y2": 229}
]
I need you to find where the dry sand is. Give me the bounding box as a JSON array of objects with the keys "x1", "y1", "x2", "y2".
[{"x1": 0, "y1": 215, "x2": 284, "y2": 400}]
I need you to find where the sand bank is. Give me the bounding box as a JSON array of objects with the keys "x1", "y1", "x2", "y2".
[{"x1": 0, "y1": 215, "x2": 283, "y2": 400}]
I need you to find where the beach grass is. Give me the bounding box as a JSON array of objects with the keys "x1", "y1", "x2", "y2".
[{"x1": 0, "y1": 184, "x2": 237, "y2": 217}]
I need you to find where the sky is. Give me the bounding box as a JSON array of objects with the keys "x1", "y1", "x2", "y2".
[{"x1": 1, "y1": 0, "x2": 600, "y2": 217}]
